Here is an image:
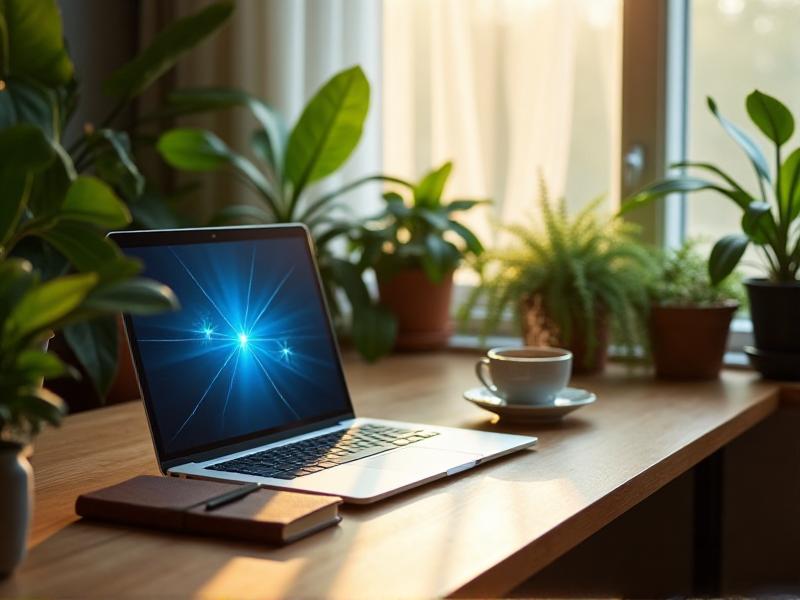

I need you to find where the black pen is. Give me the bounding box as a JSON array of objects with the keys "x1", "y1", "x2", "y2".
[{"x1": 204, "y1": 482, "x2": 260, "y2": 511}]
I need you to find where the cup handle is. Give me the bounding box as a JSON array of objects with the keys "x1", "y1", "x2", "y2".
[{"x1": 475, "y1": 357, "x2": 497, "y2": 393}]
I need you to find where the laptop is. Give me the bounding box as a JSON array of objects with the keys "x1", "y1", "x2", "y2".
[{"x1": 110, "y1": 224, "x2": 536, "y2": 504}]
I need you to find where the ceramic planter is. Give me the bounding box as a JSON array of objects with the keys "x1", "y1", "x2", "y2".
[
  {"x1": 378, "y1": 269, "x2": 454, "y2": 351},
  {"x1": 745, "y1": 279, "x2": 800, "y2": 380},
  {"x1": 520, "y1": 295, "x2": 609, "y2": 375},
  {"x1": 0, "y1": 443, "x2": 33, "y2": 577},
  {"x1": 649, "y1": 303, "x2": 737, "y2": 380}
]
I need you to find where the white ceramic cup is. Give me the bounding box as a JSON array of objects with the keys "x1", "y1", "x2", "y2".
[{"x1": 475, "y1": 346, "x2": 572, "y2": 405}]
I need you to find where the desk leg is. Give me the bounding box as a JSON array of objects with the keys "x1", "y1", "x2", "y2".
[{"x1": 693, "y1": 448, "x2": 724, "y2": 596}]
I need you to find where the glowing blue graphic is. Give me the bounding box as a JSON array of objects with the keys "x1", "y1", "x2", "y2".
[{"x1": 124, "y1": 238, "x2": 352, "y2": 457}]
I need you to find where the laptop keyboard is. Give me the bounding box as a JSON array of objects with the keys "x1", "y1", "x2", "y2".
[{"x1": 207, "y1": 423, "x2": 440, "y2": 480}]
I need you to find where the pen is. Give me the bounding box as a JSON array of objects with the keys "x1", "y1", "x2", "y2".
[{"x1": 204, "y1": 482, "x2": 260, "y2": 511}]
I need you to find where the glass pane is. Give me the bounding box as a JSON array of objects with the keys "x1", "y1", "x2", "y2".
[
  {"x1": 687, "y1": 0, "x2": 800, "y2": 274},
  {"x1": 382, "y1": 0, "x2": 623, "y2": 265}
]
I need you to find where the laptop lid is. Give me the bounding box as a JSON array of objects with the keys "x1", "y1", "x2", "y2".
[{"x1": 110, "y1": 225, "x2": 355, "y2": 471}]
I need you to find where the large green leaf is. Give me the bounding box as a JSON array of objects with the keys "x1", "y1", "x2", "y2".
[
  {"x1": 351, "y1": 304, "x2": 397, "y2": 363},
  {"x1": 299, "y1": 174, "x2": 403, "y2": 223},
  {"x1": 27, "y1": 142, "x2": 75, "y2": 216},
  {"x1": 746, "y1": 90, "x2": 794, "y2": 146},
  {"x1": 0, "y1": 78, "x2": 58, "y2": 141},
  {"x1": 0, "y1": 124, "x2": 55, "y2": 246},
  {"x1": 104, "y1": 1, "x2": 233, "y2": 99},
  {"x1": 90, "y1": 129, "x2": 145, "y2": 199},
  {"x1": 417, "y1": 208, "x2": 451, "y2": 231},
  {"x1": 0, "y1": 122, "x2": 55, "y2": 169},
  {"x1": 708, "y1": 234, "x2": 748, "y2": 285},
  {"x1": 157, "y1": 127, "x2": 231, "y2": 171},
  {"x1": 3, "y1": 272, "x2": 97, "y2": 346},
  {"x1": 414, "y1": 162, "x2": 452, "y2": 207},
  {"x1": 62, "y1": 316, "x2": 118, "y2": 397},
  {"x1": 0, "y1": 0, "x2": 73, "y2": 86},
  {"x1": 779, "y1": 147, "x2": 800, "y2": 222},
  {"x1": 38, "y1": 220, "x2": 121, "y2": 272},
  {"x1": 421, "y1": 235, "x2": 459, "y2": 283},
  {"x1": 62, "y1": 176, "x2": 131, "y2": 229},
  {"x1": 284, "y1": 66, "x2": 370, "y2": 197},
  {"x1": 741, "y1": 201, "x2": 772, "y2": 245},
  {"x1": 0, "y1": 258, "x2": 35, "y2": 330},
  {"x1": 670, "y1": 161, "x2": 753, "y2": 197},
  {"x1": 165, "y1": 87, "x2": 288, "y2": 171},
  {"x1": 0, "y1": 169, "x2": 30, "y2": 245},
  {"x1": 328, "y1": 257, "x2": 371, "y2": 308},
  {"x1": 82, "y1": 277, "x2": 179, "y2": 315},
  {"x1": 621, "y1": 177, "x2": 742, "y2": 214},
  {"x1": 448, "y1": 219, "x2": 484, "y2": 255},
  {"x1": 158, "y1": 128, "x2": 277, "y2": 214},
  {"x1": 16, "y1": 349, "x2": 70, "y2": 380},
  {"x1": 444, "y1": 199, "x2": 490, "y2": 213},
  {"x1": 707, "y1": 96, "x2": 771, "y2": 182}
]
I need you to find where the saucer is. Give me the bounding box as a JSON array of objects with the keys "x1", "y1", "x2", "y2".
[
  {"x1": 744, "y1": 345, "x2": 800, "y2": 381},
  {"x1": 463, "y1": 386, "x2": 596, "y2": 423}
]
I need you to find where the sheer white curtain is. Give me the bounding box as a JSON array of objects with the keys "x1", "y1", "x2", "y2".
[
  {"x1": 143, "y1": 0, "x2": 383, "y2": 220},
  {"x1": 382, "y1": 0, "x2": 621, "y2": 245}
]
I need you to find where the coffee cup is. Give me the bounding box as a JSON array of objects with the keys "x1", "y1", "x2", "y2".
[{"x1": 475, "y1": 346, "x2": 572, "y2": 405}]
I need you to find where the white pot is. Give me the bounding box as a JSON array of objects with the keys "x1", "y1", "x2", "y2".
[{"x1": 0, "y1": 444, "x2": 33, "y2": 577}]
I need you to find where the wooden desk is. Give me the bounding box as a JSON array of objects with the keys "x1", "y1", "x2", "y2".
[{"x1": 0, "y1": 353, "x2": 789, "y2": 599}]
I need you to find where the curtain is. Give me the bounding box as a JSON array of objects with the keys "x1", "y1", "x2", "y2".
[
  {"x1": 139, "y1": 0, "x2": 384, "y2": 223},
  {"x1": 382, "y1": 0, "x2": 622, "y2": 246}
]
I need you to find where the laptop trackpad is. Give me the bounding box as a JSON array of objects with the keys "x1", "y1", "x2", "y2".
[{"x1": 359, "y1": 447, "x2": 481, "y2": 474}]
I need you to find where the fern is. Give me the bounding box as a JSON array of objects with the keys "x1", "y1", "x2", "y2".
[{"x1": 462, "y1": 184, "x2": 654, "y2": 365}]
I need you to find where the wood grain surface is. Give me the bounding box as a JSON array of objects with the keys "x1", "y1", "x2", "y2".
[{"x1": 0, "y1": 353, "x2": 786, "y2": 599}]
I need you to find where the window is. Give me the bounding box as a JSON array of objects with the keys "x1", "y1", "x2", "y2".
[
  {"x1": 382, "y1": 0, "x2": 624, "y2": 260},
  {"x1": 686, "y1": 0, "x2": 800, "y2": 276}
]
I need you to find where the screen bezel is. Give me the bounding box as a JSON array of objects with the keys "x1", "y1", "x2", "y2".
[{"x1": 109, "y1": 224, "x2": 356, "y2": 469}]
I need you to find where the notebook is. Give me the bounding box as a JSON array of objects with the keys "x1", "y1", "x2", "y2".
[{"x1": 75, "y1": 475, "x2": 342, "y2": 545}]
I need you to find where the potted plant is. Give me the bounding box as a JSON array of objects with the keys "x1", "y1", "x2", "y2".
[
  {"x1": 155, "y1": 66, "x2": 411, "y2": 360},
  {"x1": 0, "y1": 122, "x2": 177, "y2": 575},
  {"x1": 461, "y1": 185, "x2": 652, "y2": 374},
  {"x1": 346, "y1": 162, "x2": 486, "y2": 355},
  {"x1": 623, "y1": 90, "x2": 800, "y2": 380},
  {"x1": 648, "y1": 241, "x2": 743, "y2": 380},
  {"x1": 0, "y1": 0, "x2": 234, "y2": 405}
]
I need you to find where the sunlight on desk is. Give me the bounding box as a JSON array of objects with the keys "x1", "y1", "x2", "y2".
[{"x1": 199, "y1": 557, "x2": 308, "y2": 599}]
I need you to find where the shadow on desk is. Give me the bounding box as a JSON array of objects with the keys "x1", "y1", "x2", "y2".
[
  {"x1": 6, "y1": 518, "x2": 349, "y2": 598},
  {"x1": 511, "y1": 407, "x2": 800, "y2": 598}
]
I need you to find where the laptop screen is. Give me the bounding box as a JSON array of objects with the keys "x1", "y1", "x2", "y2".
[{"x1": 117, "y1": 227, "x2": 354, "y2": 462}]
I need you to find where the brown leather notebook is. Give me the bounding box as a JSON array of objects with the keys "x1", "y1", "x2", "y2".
[{"x1": 75, "y1": 475, "x2": 342, "y2": 545}]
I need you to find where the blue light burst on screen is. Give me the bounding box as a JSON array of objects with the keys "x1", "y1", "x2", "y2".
[{"x1": 124, "y1": 237, "x2": 351, "y2": 457}]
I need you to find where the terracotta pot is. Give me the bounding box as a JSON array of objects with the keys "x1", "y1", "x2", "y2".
[
  {"x1": 0, "y1": 443, "x2": 33, "y2": 577},
  {"x1": 378, "y1": 269, "x2": 453, "y2": 351},
  {"x1": 519, "y1": 295, "x2": 609, "y2": 375},
  {"x1": 649, "y1": 303, "x2": 737, "y2": 380}
]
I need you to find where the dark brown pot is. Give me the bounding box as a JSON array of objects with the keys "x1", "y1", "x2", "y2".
[
  {"x1": 107, "y1": 316, "x2": 140, "y2": 404},
  {"x1": 520, "y1": 295, "x2": 609, "y2": 375},
  {"x1": 46, "y1": 316, "x2": 139, "y2": 412},
  {"x1": 649, "y1": 303, "x2": 737, "y2": 380},
  {"x1": 378, "y1": 269, "x2": 453, "y2": 351}
]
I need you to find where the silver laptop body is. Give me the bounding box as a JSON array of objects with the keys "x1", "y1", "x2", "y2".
[{"x1": 111, "y1": 225, "x2": 535, "y2": 504}]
